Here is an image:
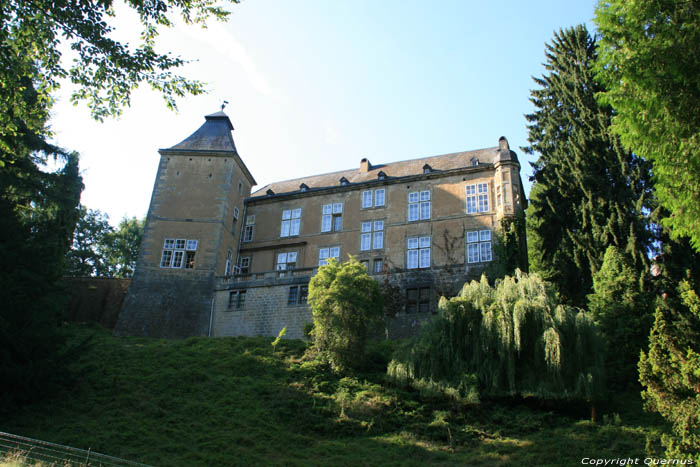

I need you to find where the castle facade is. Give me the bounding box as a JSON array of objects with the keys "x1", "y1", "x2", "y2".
[{"x1": 115, "y1": 111, "x2": 526, "y2": 339}]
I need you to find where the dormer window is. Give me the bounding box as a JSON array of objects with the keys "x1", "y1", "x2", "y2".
[
  {"x1": 340, "y1": 177, "x2": 349, "y2": 186},
  {"x1": 266, "y1": 189, "x2": 275, "y2": 196},
  {"x1": 423, "y1": 164, "x2": 432, "y2": 174},
  {"x1": 470, "y1": 158, "x2": 479, "y2": 167},
  {"x1": 378, "y1": 171, "x2": 387, "y2": 180},
  {"x1": 300, "y1": 183, "x2": 309, "y2": 192}
]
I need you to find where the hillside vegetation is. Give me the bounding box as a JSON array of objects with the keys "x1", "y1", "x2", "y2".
[{"x1": 1, "y1": 324, "x2": 665, "y2": 466}]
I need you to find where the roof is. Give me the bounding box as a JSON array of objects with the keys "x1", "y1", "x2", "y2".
[
  {"x1": 251, "y1": 137, "x2": 519, "y2": 197},
  {"x1": 164, "y1": 111, "x2": 237, "y2": 153}
]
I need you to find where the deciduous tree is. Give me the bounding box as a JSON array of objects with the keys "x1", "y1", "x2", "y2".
[{"x1": 308, "y1": 257, "x2": 383, "y2": 371}]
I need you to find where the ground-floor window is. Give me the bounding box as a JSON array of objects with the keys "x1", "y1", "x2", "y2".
[
  {"x1": 406, "y1": 287, "x2": 431, "y2": 313},
  {"x1": 288, "y1": 285, "x2": 309, "y2": 305},
  {"x1": 228, "y1": 290, "x2": 246, "y2": 309}
]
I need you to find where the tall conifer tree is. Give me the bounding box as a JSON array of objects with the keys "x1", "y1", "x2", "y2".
[{"x1": 524, "y1": 25, "x2": 652, "y2": 306}]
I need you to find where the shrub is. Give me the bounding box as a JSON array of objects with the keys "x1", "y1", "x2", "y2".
[
  {"x1": 639, "y1": 278, "x2": 700, "y2": 462},
  {"x1": 308, "y1": 257, "x2": 383, "y2": 371},
  {"x1": 387, "y1": 270, "x2": 605, "y2": 403}
]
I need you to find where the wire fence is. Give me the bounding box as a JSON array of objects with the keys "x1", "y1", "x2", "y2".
[{"x1": 0, "y1": 431, "x2": 152, "y2": 467}]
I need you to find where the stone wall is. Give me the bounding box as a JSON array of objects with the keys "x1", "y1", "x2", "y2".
[
  {"x1": 114, "y1": 267, "x2": 215, "y2": 338},
  {"x1": 213, "y1": 275, "x2": 312, "y2": 339},
  {"x1": 63, "y1": 277, "x2": 131, "y2": 329}
]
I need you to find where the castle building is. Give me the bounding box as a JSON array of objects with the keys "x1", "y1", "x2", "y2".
[{"x1": 115, "y1": 111, "x2": 526, "y2": 339}]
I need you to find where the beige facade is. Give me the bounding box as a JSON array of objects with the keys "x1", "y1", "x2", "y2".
[{"x1": 116, "y1": 111, "x2": 526, "y2": 339}]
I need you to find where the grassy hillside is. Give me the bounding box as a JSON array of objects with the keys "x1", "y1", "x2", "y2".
[{"x1": 1, "y1": 324, "x2": 665, "y2": 466}]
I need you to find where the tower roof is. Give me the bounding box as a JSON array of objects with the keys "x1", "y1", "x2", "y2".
[{"x1": 165, "y1": 110, "x2": 237, "y2": 153}]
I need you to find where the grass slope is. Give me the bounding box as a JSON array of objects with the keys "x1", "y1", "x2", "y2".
[{"x1": 1, "y1": 324, "x2": 665, "y2": 466}]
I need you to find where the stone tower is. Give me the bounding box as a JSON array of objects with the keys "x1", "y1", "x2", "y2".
[{"x1": 115, "y1": 110, "x2": 256, "y2": 337}]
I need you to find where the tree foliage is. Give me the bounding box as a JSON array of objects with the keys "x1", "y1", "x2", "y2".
[
  {"x1": 594, "y1": 0, "x2": 700, "y2": 251},
  {"x1": 388, "y1": 271, "x2": 605, "y2": 403},
  {"x1": 103, "y1": 216, "x2": 145, "y2": 278},
  {"x1": 588, "y1": 246, "x2": 654, "y2": 389},
  {"x1": 523, "y1": 25, "x2": 652, "y2": 306},
  {"x1": 308, "y1": 257, "x2": 383, "y2": 371},
  {"x1": 639, "y1": 279, "x2": 700, "y2": 462},
  {"x1": 64, "y1": 205, "x2": 114, "y2": 276}
]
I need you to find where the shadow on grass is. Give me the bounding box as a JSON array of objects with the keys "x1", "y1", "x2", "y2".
[{"x1": 0, "y1": 326, "x2": 665, "y2": 467}]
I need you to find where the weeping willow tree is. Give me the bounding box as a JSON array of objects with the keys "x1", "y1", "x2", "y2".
[{"x1": 388, "y1": 270, "x2": 605, "y2": 403}]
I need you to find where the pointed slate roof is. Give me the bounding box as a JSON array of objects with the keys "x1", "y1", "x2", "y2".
[{"x1": 165, "y1": 111, "x2": 238, "y2": 153}]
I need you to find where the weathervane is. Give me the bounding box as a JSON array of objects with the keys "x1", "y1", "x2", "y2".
[{"x1": 221, "y1": 100, "x2": 229, "y2": 111}]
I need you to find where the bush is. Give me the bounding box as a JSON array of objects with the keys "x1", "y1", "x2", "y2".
[
  {"x1": 308, "y1": 257, "x2": 383, "y2": 371},
  {"x1": 639, "y1": 278, "x2": 700, "y2": 462},
  {"x1": 387, "y1": 270, "x2": 605, "y2": 403}
]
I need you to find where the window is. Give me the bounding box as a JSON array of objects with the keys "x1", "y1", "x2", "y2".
[
  {"x1": 466, "y1": 183, "x2": 489, "y2": 214},
  {"x1": 228, "y1": 290, "x2": 246, "y2": 309},
  {"x1": 406, "y1": 287, "x2": 431, "y2": 313},
  {"x1": 407, "y1": 236, "x2": 430, "y2": 269},
  {"x1": 408, "y1": 191, "x2": 430, "y2": 221},
  {"x1": 238, "y1": 181, "x2": 243, "y2": 194},
  {"x1": 233, "y1": 206, "x2": 239, "y2": 220},
  {"x1": 467, "y1": 229, "x2": 492, "y2": 263},
  {"x1": 360, "y1": 220, "x2": 384, "y2": 251},
  {"x1": 362, "y1": 190, "x2": 372, "y2": 208},
  {"x1": 373, "y1": 258, "x2": 383, "y2": 274},
  {"x1": 362, "y1": 189, "x2": 385, "y2": 208},
  {"x1": 161, "y1": 238, "x2": 198, "y2": 269},
  {"x1": 225, "y1": 250, "x2": 233, "y2": 276},
  {"x1": 244, "y1": 215, "x2": 255, "y2": 242},
  {"x1": 321, "y1": 203, "x2": 343, "y2": 232},
  {"x1": 281, "y1": 208, "x2": 301, "y2": 237},
  {"x1": 375, "y1": 188, "x2": 385, "y2": 207},
  {"x1": 276, "y1": 251, "x2": 297, "y2": 270},
  {"x1": 497, "y1": 185, "x2": 502, "y2": 206},
  {"x1": 238, "y1": 257, "x2": 250, "y2": 274},
  {"x1": 319, "y1": 246, "x2": 340, "y2": 266},
  {"x1": 288, "y1": 285, "x2": 309, "y2": 305},
  {"x1": 361, "y1": 260, "x2": 369, "y2": 270}
]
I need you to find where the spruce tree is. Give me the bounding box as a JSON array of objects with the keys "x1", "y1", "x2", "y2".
[{"x1": 523, "y1": 25, "x2": 652, "y2": 306}]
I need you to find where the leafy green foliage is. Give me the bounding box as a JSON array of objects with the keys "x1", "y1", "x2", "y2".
[
  {"x1": 487, "y1": 210, "x2": 528, "y2": 279},
  {"x1": 524, "y1": 25, "x2": 652, "y2": 306},
  {"x1": 64, "y1": 206, "x2": 114, "y2": 276},
  {"x1": 0, "y1": 324, "x2": 665, "y2": 465},
  {"x1": 588, "y1": 246, "x2": 654, "y2": 389},
  {"x1": 388, "y1": 271, "x2": 605, "y2": 403},
  {"x1": 308, "y1": 257, "x2": 384, "y2": 371},
  {"x1": 639, "y1": 279, "x2": 700, "y2": 462},
  {"x1": 64, "y1": 210, "x2": 144, "y2": 277},
  {"x1": 103, "y1": 216, "x2": 144, "y2": 278},
  {"x1": 594, "y1": 0, "x2": 700, "y2": 251}
]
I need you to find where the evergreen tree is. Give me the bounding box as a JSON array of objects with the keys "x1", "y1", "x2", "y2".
[
  {"x1": 639, "y1": 279, "x2": 700, "y2": 462},
  {"x1": 523, "y1": 25, "x2": 652, "y2": 306},
  {"x1": 588, "y1": 246, "x2": 653, "y2": 389}
]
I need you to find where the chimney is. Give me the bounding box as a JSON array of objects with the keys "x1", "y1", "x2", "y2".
[{"x1": 360, "y1": 157, "x2": 371, "y2": 173}]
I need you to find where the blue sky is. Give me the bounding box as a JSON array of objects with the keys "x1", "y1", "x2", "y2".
[{"x1": 49, "y1": 0, "x2": 598, "y2": 224}]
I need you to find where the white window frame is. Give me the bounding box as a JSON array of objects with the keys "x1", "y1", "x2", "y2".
[
  {"x1": 467, "y1": 229, "x2": 492, "y2": 263},
  {"x1": 238, "y1": 256, "x2": 250, "y2": 274},
  {"x1": 321, "y1": 203, "x2": 343, "y2": 233},
  {"x1": 319, "y1": 246, "x2": 340, "y2": 266},
  {"x1": 407, "y1": 236, "x2": 430, "y2": 269},
  {"x1": 161, "y1": 238, "x2": 198, "y2": 269},
  {"x1": 375, "y1": 188, "x2": 385, "y2": 207},
  {"x1": 362, "y1": 190, "x2": 373, "y2": 208},
  {"x1": 225, "y1": 249, "x2": 233, "y2": 276},
  {"x1": 281, "y1": 208, "x2": 302, "y2": 237},
  {"x1": 360, "y1": 220, "x2": 384, "y2": 251},
  {"x1": 478, "y1": 183, "x2": 489, "y2": 212},
  {"x1": 244, "y1": 216, "x2": 255, "y2": 242},
  {"x1": 276, "y1": 251, "x2": 298, "y2": 271},
  {"x1": 408, "y1": 191, "x2": 430, "y2": 221},
  {"x1": 233, "y1": 206, "x2": 240, "y2": 220}
]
